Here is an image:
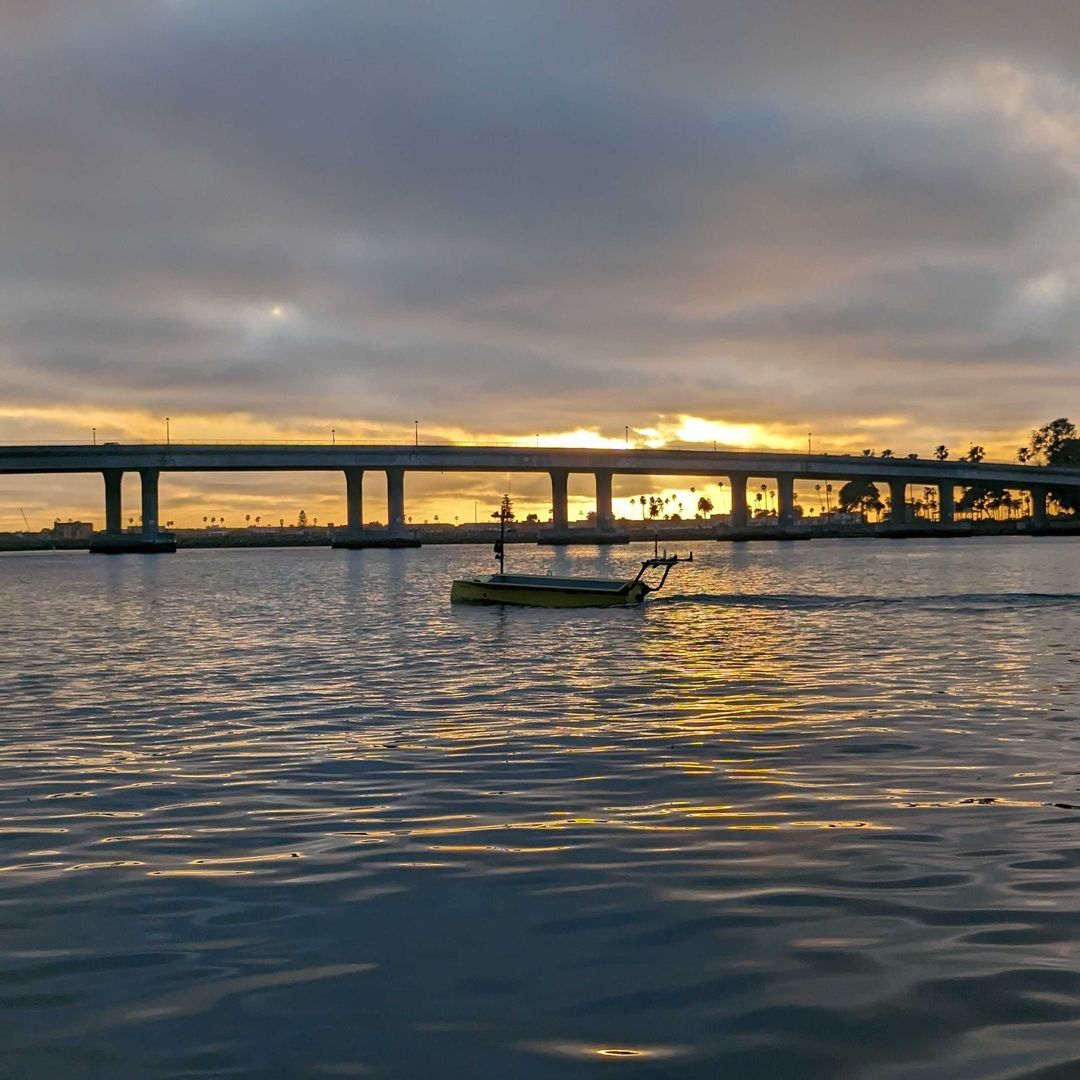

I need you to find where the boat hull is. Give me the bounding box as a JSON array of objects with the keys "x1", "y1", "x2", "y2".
[{"x1": 451, "y1": 574, "x2": 647, "y2": 608}]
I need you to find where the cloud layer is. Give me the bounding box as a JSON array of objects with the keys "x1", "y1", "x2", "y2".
[{"x1": 2, "y1": 2, "x2": 1079, "y2": 523}]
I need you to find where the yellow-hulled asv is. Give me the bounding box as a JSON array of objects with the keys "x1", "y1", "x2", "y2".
[{"x1": 450, "y1": 573, "x2": 648, "y2": 608}]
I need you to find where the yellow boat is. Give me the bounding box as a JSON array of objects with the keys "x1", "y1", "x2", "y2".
[
  {"x1": 451, "y1": 571, "x2": 658, "y2": 607},
  {"x1": 451, "y1": 505, "x2": 689, "y2": 607}
]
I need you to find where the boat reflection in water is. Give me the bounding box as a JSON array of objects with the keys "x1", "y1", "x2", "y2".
[{"x1": 451, "y1": 502, "x2": 691, "y2": 607}]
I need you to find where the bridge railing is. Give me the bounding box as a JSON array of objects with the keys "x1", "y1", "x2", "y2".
[{"x1": 0, "y1": 438, "x2": 1046, "y2": 468}]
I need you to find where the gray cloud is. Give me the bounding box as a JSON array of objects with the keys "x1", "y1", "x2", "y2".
[{"x1": 1, "y1": 0, "x2": 1079, "y2": 453}]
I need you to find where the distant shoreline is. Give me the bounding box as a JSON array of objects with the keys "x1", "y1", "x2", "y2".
[{"x1": 3, "y1": 519, "x2": 1080, "y2": 553}]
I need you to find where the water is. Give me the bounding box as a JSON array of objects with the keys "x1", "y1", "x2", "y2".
[{"x1": 1, "y1": 538, "x2": 1079, "y2": 1079}]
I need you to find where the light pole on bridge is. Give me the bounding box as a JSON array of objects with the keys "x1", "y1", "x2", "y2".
[
  {"x1": 414, "y1": 420, "x2": 419, "y2": 446},
  {"x1": 165, "y1": 417, "x2": 170, "y2": 446}
]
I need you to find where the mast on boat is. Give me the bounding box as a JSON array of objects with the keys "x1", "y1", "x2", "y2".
[{"x1": 492, "y1": 495, "x2": 510, "y2": 576}]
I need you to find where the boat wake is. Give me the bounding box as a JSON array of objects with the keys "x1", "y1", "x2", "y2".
[{"x1": 654, "y1": 590, "x2": 1080, "y2": 612}]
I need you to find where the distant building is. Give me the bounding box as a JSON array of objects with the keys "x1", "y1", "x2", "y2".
[{"x1": 50, "y1": 520, "x2": 93, "y2": 540}]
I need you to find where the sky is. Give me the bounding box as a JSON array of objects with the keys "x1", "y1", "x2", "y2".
[{"x1": 2, "y1": 1, "x2": 1079, "y2": 527}]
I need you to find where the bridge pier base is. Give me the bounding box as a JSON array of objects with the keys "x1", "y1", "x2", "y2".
[
  {"x1": 538, "y1": 468, "x2": 607, "y2": 544},
  {"x1": 728, "y1": 473, "x2": 748, "y2": 530},
  {"x1": 939, "y1": 484, "x2": 954, "y2": 525},
  {"x1": 334, "y1": 466, "x2": 420, "y2": 547},
  {"x1": 538, "y1": 467, "x2": 628, "y2": 544},
  {"x1": 90, "y1": 467, "x2": 175, "y2": 553},
  {"x1": 1030, "y1": 486, "x2": 1049, "y2": 530},
  {"x1": 777, "y1": 474, "x2": 795, "y2": 528},
  {"x1": 330, "y1": 467, "x2": 411, "y2": 547},
  {"x1": 888, "y1": 479, "x2": 908, "y2": 526}
]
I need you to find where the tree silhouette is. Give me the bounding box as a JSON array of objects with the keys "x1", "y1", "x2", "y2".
[
  {"x1": 696, "y1": 496, "x2": 714, "y2": 517},
  {"x1": 934, "y1": 445, "x2": 949, "y2": 461},
  {"x1": 297, "y1": 510, "x2": 308, "y2": 527},
  {"x1": 837, "y1": 479, "x2": 881, "y2": 517},
  {"x1": 1026, "y1": 418, "x2": 1080, "y2": 514},
  {"x1": 1029, "y1": 418, "x2": 1076, "y2": 462}
]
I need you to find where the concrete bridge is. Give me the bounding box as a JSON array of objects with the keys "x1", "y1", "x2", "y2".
[{"x1": 3, "y1": 442, "x2": 1079, "y2": 551}]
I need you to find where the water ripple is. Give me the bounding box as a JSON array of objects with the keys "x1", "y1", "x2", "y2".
[{"x1": 1, "y1": 539, "x2": 1079, "y2": 1078}]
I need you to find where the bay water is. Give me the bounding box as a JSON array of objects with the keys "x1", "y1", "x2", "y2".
[{"x1": 2, "y1": 538, "x2": 1079, "y2": 1078}]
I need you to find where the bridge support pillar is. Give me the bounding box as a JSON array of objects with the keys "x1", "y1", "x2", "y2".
[
  {"x1": 140, "y1": 469, "x2": 160, "y2": 536},
  {"x1": 938, "y1": 484, "x2": 954, "y2": 525},
  {"x1": 777, "y1": 475, "x2": 795, "y2": 528},
  {"x1": 1031, "y1": 486, "x2": 1049, "y2": 528},
  {"x1": 386, "y1": 467, "x2": 406, "y2": 535},
  {"x1": 344, "y1": 468, "x2": 363, "y2": 534},
  {"x1": 103, "y1": 469, "x2": 123, "y2": 535},
  {"x1": 90, "y1": 467, "x2": 174, "y2": 553},
  {"x1": 333, "y1": 466, "x2": 417, "y2": 548},
  {"x1": 594, "y1": 469, "x2": 614, "y2": 529},
  {"x1": 728, "y1": 472, "x2": 748, "y2": 529},
  {"x1": 888, "y1": 479, "x2": 908, "y2": 526},
  {"x1": 550, "y1": 469, "x2": 569, "y2": 530}
]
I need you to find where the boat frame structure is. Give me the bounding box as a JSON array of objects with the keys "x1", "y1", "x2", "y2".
[{"x1": 451, "y1": 509, "x2": 689, "y2": 608}]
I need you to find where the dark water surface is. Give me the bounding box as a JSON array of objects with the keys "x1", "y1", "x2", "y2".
[{"x1": 2, "y1": 538, "x2": 1079, "y2": 1079}]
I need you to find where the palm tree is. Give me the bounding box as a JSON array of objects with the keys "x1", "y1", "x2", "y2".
[
  {"x1": 245, "y1": 514, "x2": 251, "y2": 527},
  {"x1": 934, "y1": 445, "x2": 949, "y2": 461},
  {"x1": 881, "y1": 448, "x2": 894, "y2": 458},
  {"x1": 825, "y1": 484, "x2": 833, "y2": 514},
  {"x1": 202, "y1": 515, "x2": 208, "y2": 528},
  {"x1": 696, "y1": 495, "x2": 714, "y2": 517}
]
